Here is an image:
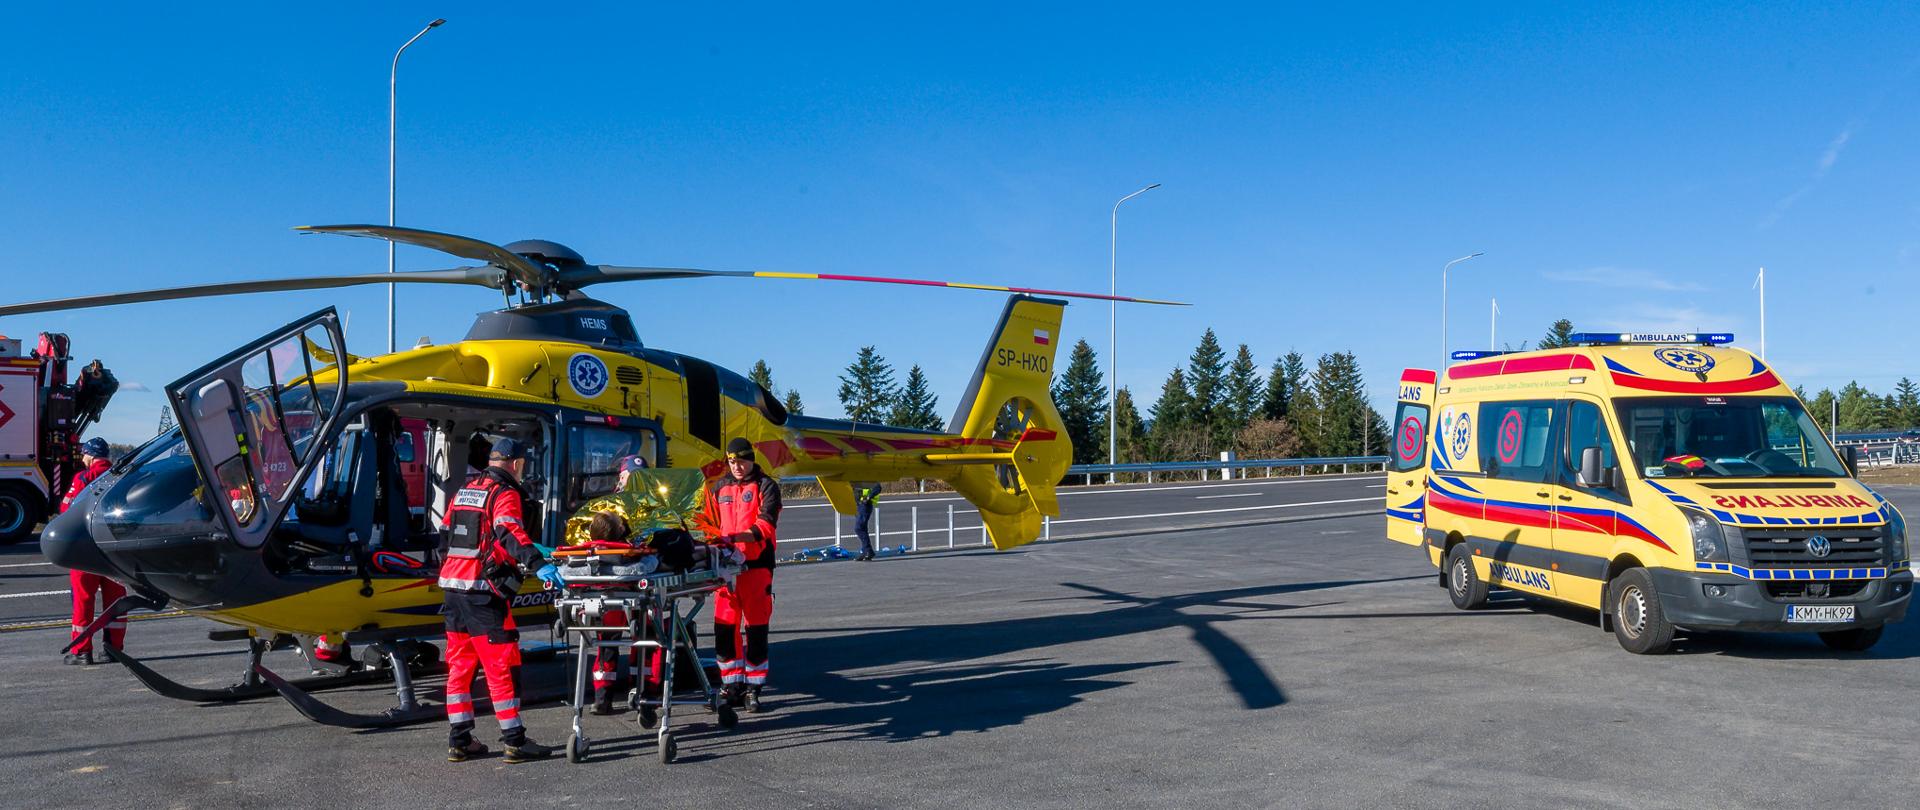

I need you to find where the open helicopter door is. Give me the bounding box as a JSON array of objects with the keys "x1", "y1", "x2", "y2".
[{"x1": 166, "y1": 308, "x2": 350, "y2": 549}]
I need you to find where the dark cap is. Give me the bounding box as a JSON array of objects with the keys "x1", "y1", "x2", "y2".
[
  {"x1": 79, "y1": 437, "x2": 109, "y2": 459},
  {"x1": 490, "y1": 437, "x2": 526, "y2": 461},
  {"x1": 725, "y1": 437, "x2": 755, "y2": 461}
]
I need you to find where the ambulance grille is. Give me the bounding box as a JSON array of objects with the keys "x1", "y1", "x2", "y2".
[
  {"x1": 1763, "y1": 581, "x2": 1869, "y2": 600},
  {"x1": 615, "y1": 366, "x2": 644, "y2": 385},
  {"x1": 1741, "y1": 528, "x2": 1885, "y2": 568}
]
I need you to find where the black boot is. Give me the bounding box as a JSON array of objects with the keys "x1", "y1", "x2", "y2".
[
  {"x1": 447, "y1": 740, "x2": 489, "y2": 762},
  {"x1": 503, "y1": 738, "x2": 554, "y2": 764},
  {"x1": 744, "y1": 685, "x2": 765, "y2": 714}
]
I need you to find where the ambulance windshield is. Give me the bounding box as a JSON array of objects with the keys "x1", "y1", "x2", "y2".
[{"x1": 1616, "y1": 396, "x2": 1848, "y2": 479}]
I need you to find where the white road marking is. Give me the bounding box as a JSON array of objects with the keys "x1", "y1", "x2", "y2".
[
  {"x1": 784, "y1": 475, "x2": 1383, "y2": 509},
  {"x1": 0, "y1": 561, "x2": 54, "y2": 569},
  {"x1": 1195, "y1": 493, "x2": 1262, "y2": 500},
  {"x1": 0, "y1": 589, "x2": 69, "y2": 600}
]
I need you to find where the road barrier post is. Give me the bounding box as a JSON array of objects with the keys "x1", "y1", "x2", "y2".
[
  {"x1": 948, "y1": 504, "x2": 955, "y2": 548},
  {"x1": 1043, "y1": 515, "x2": 1051, "y2": 541},
  {"x1": 911, "y1": 506, "x2": 919, "y2": 552},
  {"x1": 834, "y1": 512, "x2": 841, "y2": 549},
  {"x1": 981, "y1": 520, "x2": 988, "y2": 546}
]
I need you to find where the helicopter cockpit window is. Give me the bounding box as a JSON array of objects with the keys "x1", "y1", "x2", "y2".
[
  {"x1": 235, "y1": 330, "x2": 341, "y2": 504},
  {"x1": 565, "y1": 424, "x2": 659, "y2": 512}
]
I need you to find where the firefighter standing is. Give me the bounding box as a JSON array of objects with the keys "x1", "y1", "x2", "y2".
[
  {"x1": 64, "y1": 438, "x2": 122, "y2": 666},
  {"x1": 439, "y1": 438, "x2": 563, "y2": 763},
  {"x1": 702, "y1": 437, "x2": 781, "y2": 713}
]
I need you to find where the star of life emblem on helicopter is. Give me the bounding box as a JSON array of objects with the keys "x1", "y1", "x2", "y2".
[{"x1": 568, "y1": 353, "x2": 609, "y2": 398}]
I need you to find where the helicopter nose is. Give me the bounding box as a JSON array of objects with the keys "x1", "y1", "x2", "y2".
[{"x1": 41, "y1": 504, "x2": 116, "y2": 577}]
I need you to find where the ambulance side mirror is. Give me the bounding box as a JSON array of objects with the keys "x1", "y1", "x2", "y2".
[
  {"x1": 1577, "y1": 446, "x2": 1613, "y2": 489},
  {"x1": 1841, "y1": 445, "x2": 1859, "y2": 477}
]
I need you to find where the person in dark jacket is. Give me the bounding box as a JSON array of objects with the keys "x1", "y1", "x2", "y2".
[{"x1": 853, "y1": 482, "x2": 882, "y2": 561}]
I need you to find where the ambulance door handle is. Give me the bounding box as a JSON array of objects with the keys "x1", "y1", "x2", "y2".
[
  {"x1": 1557, "y1": 494, "x2": 1573, "y2": 501},
  {"x1": 1534, "y1": 490, "x2": 1551, "y2": 499}
]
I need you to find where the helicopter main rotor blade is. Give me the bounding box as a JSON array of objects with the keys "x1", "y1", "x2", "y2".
[
  {"x1": 0, "y1": 268, "x2": 496, "y2": 318},
  {"x1": 296, "y1": 225, "x2": 549, "y2": 291},
  {"x1": 576, "y1": 265, "x2": 1189, "y2": 305}
]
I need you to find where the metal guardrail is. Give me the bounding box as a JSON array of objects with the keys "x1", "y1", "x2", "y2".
[{"x1": 782, "y1": 455, "x2": 1390, "y2": 488}]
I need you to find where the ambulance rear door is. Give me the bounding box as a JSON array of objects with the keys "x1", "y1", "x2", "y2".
[{"x1": 1386, "y1": 369, "x2": 1436, "y2": 546}]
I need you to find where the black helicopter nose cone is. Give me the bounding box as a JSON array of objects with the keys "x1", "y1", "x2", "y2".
[{"x1": 41, "y1": 505, "x2": 112, "y2": 577}]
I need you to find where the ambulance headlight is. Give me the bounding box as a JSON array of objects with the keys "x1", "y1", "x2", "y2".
[
  {"x1": 1685, "y1": 508, "x2": 1728, "y2": 562},
  {"x1": 1888, "y1": 509, "x2": 1908, "y2": 563}
]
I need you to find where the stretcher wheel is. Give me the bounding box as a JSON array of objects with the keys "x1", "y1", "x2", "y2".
[
  {"x1": 638, "y1": 704, "x2": 658, "y2": 729},
  {"x1": 658, "y1": 731, "x2": 676, "y2": 764},
  {"x1": 566, "y1": 733, "x2": 587, "y2": 763},
  {"x1": 717, "y1": 705, "x2": 738, "y2": 729}
]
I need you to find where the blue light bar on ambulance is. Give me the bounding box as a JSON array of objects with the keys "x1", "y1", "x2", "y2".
[
  {"x1": 1450, "y1": 350, "x2": 1514, "y2": 360},
  {"x1": 1567, "y1": 332, "x2": 1734, "y2": 346}
]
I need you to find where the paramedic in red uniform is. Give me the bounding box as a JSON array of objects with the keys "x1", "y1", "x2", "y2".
[
  {"x1": 701, "y1": 437, "x2": 781, "y2": 713},
  {"x1": 439, "y1": 437, "x2": 563, "y2": 763},
  {"x1": 64, "y1": 438, "x2": 122, "y2": 666}
]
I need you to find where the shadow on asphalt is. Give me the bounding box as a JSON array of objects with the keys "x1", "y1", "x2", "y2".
[
  {"x1": 649, "y1": 574, "x2": 1442, "y2": 760},
  {"x1": 1496, "y1": 589, "x2": 1920, "y2": 660}
]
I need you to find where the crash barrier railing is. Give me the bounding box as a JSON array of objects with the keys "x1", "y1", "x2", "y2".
[
  {"x1": 1853, "y1": 442, "x2": 1920, "y2": 468},
  {"x1": 1066, "y1": 455, "x2": 1389, "y2": 485}
]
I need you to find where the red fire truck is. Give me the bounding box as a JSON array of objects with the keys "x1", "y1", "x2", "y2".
[{"x1": 0, "y1": 333, "x2": 116, "y2": 544}]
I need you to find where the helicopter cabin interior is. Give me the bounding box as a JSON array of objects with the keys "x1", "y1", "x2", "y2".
[{"x1": 266, "y1": 397, "x2": 661, "y2": 577}]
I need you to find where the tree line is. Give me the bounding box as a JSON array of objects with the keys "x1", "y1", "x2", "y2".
[
  {"x1": 750, "y1": 350, "x2": 945, "y2": 431},
  {"x1": 1054, "y1": 330, "x2": 1389, "y2": 465}
]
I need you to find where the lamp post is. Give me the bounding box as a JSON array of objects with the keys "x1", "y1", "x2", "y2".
[
  {"x1": 1109, "y1": 182, "x2": 1159, "y2": 481},
  {"x1": 1753, "y1": 266, "x2": 1766, "y2": 360},
  {"x1": 389, "y1": 18, "x2": 446, "y2": 355},
  {"x1": 1440, "y1": 252, "x2": 1483, "y2": 367}
]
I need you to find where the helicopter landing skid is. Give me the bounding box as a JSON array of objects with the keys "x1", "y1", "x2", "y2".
[
  {"x1": 105, "y1": 644, "x2": 395, "y2": 704},
  {"x1": 252, "y1": 641, "x2": 566, "y2": 729}
]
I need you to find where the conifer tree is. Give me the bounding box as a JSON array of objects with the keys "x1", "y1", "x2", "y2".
[
  {"x1": 1186, "y1": 330, "x2": 1227, "y2": 431},
  {"x1": 1224, "y1": 344, "x2": 1261, "y2": 442},
  {"x1": 836, "y1": 346, "x2": 898, "y2": 423},
  {"x1": 1112, "y1": 387, "x2": 1146, "y2": 463},
  {"x1": 1262, "y1": 351, "x2": 1307, "y2": 421},
  {"x1": 783, "y1": 389, "x2": 804, "y2": 415},
  {"x1": 1051, "y1": 340, "x2": 1110, "y2": 465},
  {"x1": 1895, "y1": 378, "x2": 1920, "y2": 427},
  {"x1": 1537, "y1": 319, "x2": 1577, "y2": 349},
  {"x1": 889, "y1": 365, "x2": 943, "y2": 430},
  {"x1": 747, "y1": 359, "x2": 776, "y2": 394}
]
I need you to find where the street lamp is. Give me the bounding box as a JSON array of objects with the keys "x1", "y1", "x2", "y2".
[
  {"x1": 1440, "y1": 252, "x2": 1483, "y2": 367},
  {"x1": 1110, "y1": 182, "x2": 1160, "y2": 480},
  {"x1": 389, "y1": 17, "x2": 446, "y2": 355}
]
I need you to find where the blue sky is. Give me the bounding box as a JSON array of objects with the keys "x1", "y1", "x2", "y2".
[{"x1": 6, "y1": 3, "x2": 1920, "y2": 444}]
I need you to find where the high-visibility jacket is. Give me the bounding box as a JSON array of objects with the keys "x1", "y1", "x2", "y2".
[
  {"x1": 59, "y1": 457, "x2": 112, "y2": 514},
  {"x1": 700, "y1": 469, "x2": 782, "y2": 571},
  {"x1": 439, "y1": 468, "x2": 544, "y2": 596}
]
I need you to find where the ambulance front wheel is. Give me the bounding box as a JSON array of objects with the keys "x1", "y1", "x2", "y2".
[
  {"x1": 1818, "y1": 626, "x2": 1883, "y2": 652},
  {"x1": 1611, "y1": 568, "x2": 1675, "y2": 654},
  {"x1": 1446, "y1": 545, "x2": 1489, "y2": 610}
]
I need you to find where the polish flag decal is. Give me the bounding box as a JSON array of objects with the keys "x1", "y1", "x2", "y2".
[{"x1": 1032, "y1": 329, "x2": 1050, "y2": 345}]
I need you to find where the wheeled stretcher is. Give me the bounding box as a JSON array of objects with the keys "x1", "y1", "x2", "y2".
[{"x1": 553, "y1": 543, "x2": 741, "y2": 763}]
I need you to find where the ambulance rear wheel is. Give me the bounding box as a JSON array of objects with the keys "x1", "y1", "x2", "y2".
[
  {"x1": 0, "y1": 483, "x2": 43, "y2": 545},
  {"x1": 1818, "y1": 626, "x2": 1883, "y2": 652},
  {"x1": 1611, "y1": 568, "x2": 1675, "y2": 654},
  {"x1": 1446, "y1": 545, "x2": 1488, "y2": 610}
]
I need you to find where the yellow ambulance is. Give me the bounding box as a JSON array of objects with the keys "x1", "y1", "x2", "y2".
[{"x1": 1385, "y1": 333, "x2": 1911, "y2": 653}]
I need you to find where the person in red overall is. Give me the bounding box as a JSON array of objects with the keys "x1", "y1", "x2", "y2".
[
  {"x1": 438, "y1": 437, "x2": 562, "y2": 763},
  {"x1": 583, "y1": 509, "x2": 633, "y2": 716},
  {"x1": 65, "y1": 438, "x2": 122, "y2": 666},
  {"x1": 700, "y1": 437, "x2": 782, "y2": 713}
]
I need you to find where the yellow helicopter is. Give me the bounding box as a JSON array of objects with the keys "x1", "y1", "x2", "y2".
[{"x1": 27, "y1": 225, "x2": 1180, "y2": 726}]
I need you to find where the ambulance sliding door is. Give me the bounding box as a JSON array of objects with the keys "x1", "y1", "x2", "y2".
[{"x1": 1386, "y1": 370, "x2": 1436, "y2": 546}]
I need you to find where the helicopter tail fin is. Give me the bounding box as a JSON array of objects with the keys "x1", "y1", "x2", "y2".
[{"x1": 944, "y1": 295, "x2": 1073, "y2": 549}]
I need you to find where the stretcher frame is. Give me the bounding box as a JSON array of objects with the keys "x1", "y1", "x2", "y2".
[{"x1": 553, "y1": 547, "x2": 738, "y2": 764}]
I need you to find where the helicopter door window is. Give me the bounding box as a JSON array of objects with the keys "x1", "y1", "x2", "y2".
[{"x1": 565, "y1": 424, "x2": 659, "y2": 512}]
